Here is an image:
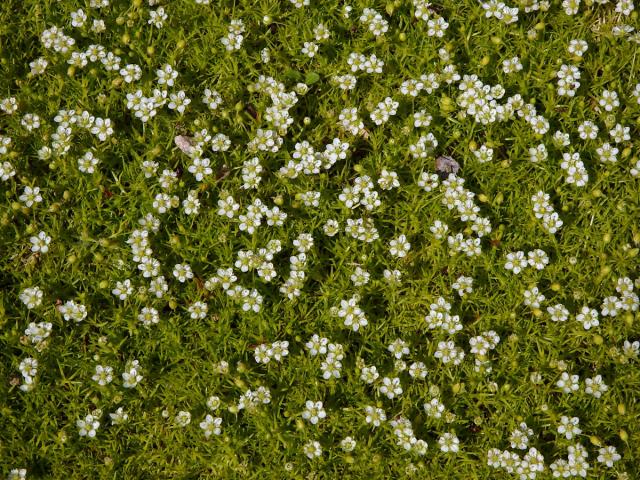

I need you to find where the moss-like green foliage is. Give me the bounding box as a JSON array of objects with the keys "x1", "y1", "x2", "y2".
[{"x1": 1, "y1": 0, "x2": 639, "y2": 478}]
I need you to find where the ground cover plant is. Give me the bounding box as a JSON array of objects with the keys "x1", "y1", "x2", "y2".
[{"x1": 1, "y1": 0, "x2": 640, "y2": 478}]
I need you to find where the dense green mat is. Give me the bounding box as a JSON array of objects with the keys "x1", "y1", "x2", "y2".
[{"x1": 1, "y1": 0, "x2": 639, "y2": 478}]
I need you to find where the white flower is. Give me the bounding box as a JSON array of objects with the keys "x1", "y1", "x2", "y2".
[
  {"x1": 301, "y1": 41, "x2": 319, "y2": 57},
  {"x1": 122, "y1": 360, "x2": 143, "y2": 388},
  {"x1": 173, "y1": 263, "x2": 193, "y2": 283},
  {"x1": 92, "y1": 365, "x2": 113, "y2": 386},
  {"x1": 168, "y1": 90, "x2": 191, "y2": 114},
  {"x1": 138, "y1": 307, "x2": 159, "y2": 327},
  {"x1": 388, "y1": 339, "x2": 410, "y2": 359},
  {"x1": 523, "y1": 286, "x2": 545, "y2": 308},
  {"x1": 601, "y1": 296, "x2": 621, "y2": 317},
  {"x1": 305, "y1": 334, "x2": 328, "y2": 356},
  {"x1": 58, "y1": 300, "x2": 87, "y2": 322},
  {"x1": 19, "y1": 186, "x2": 42, "y2": 207},
  {"x1": 556, "y1": 372, "x2": 579, "y2": 394},
  {"x1": 576, "y1": 306, "x2": 599, "y2": 330},
  {"x1": 434, "y1": 341, "x2": 465, "y2": 365},
  {"x1": 200, "y1": 415, "x2": 222, "y2": 437},
  {"x1": 19, "y1": 357, "x2": 38, "y2": 381},
  {"x1": 301, "y1": 400, "x2": 326, "y2": 424},
  {"x1": 584, "y1": 375, "x2": 608, "y2": 398},
  {"x1": 77, "y1": 413, "x2": 100, "y2": 438},
  {"x1": 112, "y1": 280, "x2": 133, "y2": 300},
  {"x1": 568, "y1": 39, "x2": 588, "y2": 56},
  {"x1": 408, "y1": 361, "x2": 428, "y2": 380},
  {"x1": 269, "y1": 340, "x2": 289, "y2": 361},
  {"x1": 597, "y1": 446, "x2": 621, "y2": 467},
  {"x1": 207, "y1": 396, "x2": 221, "y2": 411},
  {"x1": 0, "y1": 161, "x2": 16, "y2": 181},
  {"x1": 424, "y1": 398, "x2": 445, "y2": 418},
  {"x1": 70, "y1": 9, "x2": 87, "y2": 27},
  {"x1": 19, "y1": 287, "x2": 43, "y2": 309},
  {"x1": 548, "y1": 304, "x2": 569, "y2": 322},
  {"x1": 438, "y1": 432, "x2": 459, "y2": 453},
  {"x1": 157, "y1": 64, "x2": 178, "y2": 86},
  {"x1": 303, "y1": 440, "x2": 322, "y2": 459},
  {"x1": 452, "y1": 275, "x2": 473, "y2": 297},
  {"x1": 378, "y1": 169, "x2": 400, "y2": 190},
  {"x1": 110, "y1": 407, "x2": 128, "y2": 425},
  {"x1": 148, "y1": 7, "x2": 168, "y2": 28},
  {"x1": 254, "y1": 343, "x2": 272, "y2": 364},
  {"x1": 90, "y1": 117, "x2": 113, "y2": 141},
  {"x1": 378, "y1": 376, "x2": 403, "y2": 399},
  {"x1": 473, "y1": 145, "x2": 494, "y2": 163},
  {"x1": 504, "y1": 251, "x2": 528, "y2": 274},
  {"x1": 24, "y1": 321, "x2": 52, "y2": 344},
  {"x1": 174, "y1": 411, "x2": 191, "y2": 427},
  {"x1": 30, "y1": 57, "x2": 48, "y2": 75},
  {"x1": 203, "y1": 89, "x2": 223, "y2": 110},
  {"x1": 337, "y1": 296, "x2": 368, "y2": 331},
  {"x1": 527, "y1": 249, "x2": 549, "y2": 270},
  {"x1": 30, "y1": 231, "x2": 51, "y2": 253},
  {"x1": 188, "y1": 301, "x2": 208, "y2": 320},
  {"x1": 364, "y1": 406, "x2": 386, "y2": 427},
  {"x1": 120, "y1": 64, "x2": 142, "y2": 83},
  {"x1": 340, "y1": 436, "x2": 356, "y2": 452},
  {"x1": 557, "y1": 416, "x2": 581, "y2": 440},
  {"x1": 509, "y1": 422, "x2": 533, "y2": 450},
  {"x1": 389, "y1": 234, "x2": 411, "y2": 258},
  {"x1": 7, "y1": 469, "x2": 27, "y2": 480}
]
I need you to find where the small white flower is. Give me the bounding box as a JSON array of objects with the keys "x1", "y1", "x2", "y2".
[
  {"x1": 92, "y1": 365, "x2": 113, "y2": 386},
  {"x1": 174, "y1": 411, "x2": 191, "y2": 427},
  {"x1": 504, "y1": 251, "x2": 528, "y2": 274},
  {"x1": 576, "y1": 306, "x2": 599, "y2": 330},
  {"x1": 340, "y1": 436, "x2": 356, "y2": 452},
  {"x1": 173, "y1": 263, "x2": 194, "y2": 283},
  {"x1": 77, "y1": 413, "x2": 100, "y2": 438},
  {"x1": 301, "y1": 400, "x2": 326, "y2": 425},
  {"x1": 389, "y1": 234, "x2": 411, "y2": 258},
  {"x1": 597, "y1": 446, "x2": 621, "y2": 467},
  {"x1": 364, "y1": 405, "x2": 386, "y2": 427},
  {"x1": 301, "y1": 41, "x2": 319, "y2": 58},
  {"x1": 200, "y1": 414, "x2": 222, "y2": 437},
  {"x1": 30, "y1": 231, "x2": 51, "y2": 253},
  {"x1": 303, "y1": 440, "x2": 322, "y2": 459},
  {"x1": 438, "y1": 432, "x2": 460, "y2": 453},
  {"x1": 20, "y1": 287, "x2": 43, "y2": 309},
  {"x1": 122, "y1": 360, "x2": 143, "y2": 388},
  {"x1": 557, "y1": 415, "x2": 581, "y2": 440}
]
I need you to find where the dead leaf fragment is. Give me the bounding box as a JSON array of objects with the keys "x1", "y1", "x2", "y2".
[
  {"x1": 174, "y1": 135, "x2": 196, "y2": 156},
  {"x1": 435, "y1": 155, "x2": 460, "y2": 179}
]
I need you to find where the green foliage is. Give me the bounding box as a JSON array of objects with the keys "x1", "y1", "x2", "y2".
[{"x1": 0, "y1": 0, "x2": 639, "y2": 479}]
